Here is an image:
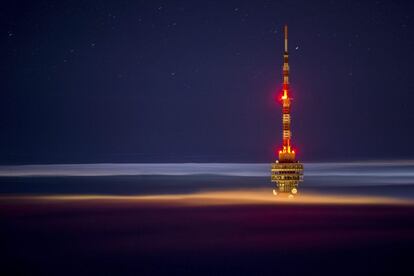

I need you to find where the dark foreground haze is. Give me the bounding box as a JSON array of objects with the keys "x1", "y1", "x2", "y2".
[{"x1": 1, "y1": 162, "x2": 414, "y2": 275}]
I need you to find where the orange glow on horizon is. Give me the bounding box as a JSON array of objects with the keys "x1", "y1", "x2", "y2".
[{"x1": 0, "y1": 190, "x2": 410, "y2": 206}]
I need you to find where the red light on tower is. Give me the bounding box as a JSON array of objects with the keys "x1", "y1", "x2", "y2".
[{"x1": 270, "y1": 25, "x2": 304, "y2": 197}]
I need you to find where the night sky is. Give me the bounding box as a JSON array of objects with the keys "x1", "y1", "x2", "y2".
[{"x1": 2, "y1": 0, "x2": 414, "y2": 164}]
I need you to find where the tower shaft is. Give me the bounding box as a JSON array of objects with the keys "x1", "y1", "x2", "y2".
[{"x1": 280, "y1": 25, "x2": 293, "y2": 161}]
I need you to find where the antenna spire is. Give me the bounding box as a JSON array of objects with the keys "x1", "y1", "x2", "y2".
[
  {"x1": 284, "y1": 25, "x2": 288, "y2": 53},
  {"x1": 283, "y1": 25, "x2": 290, "y2": 88}
]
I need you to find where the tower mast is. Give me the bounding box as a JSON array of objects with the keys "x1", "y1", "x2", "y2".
[{"x1": 281, "y1": 25, "x2": 292, "y2": 159}]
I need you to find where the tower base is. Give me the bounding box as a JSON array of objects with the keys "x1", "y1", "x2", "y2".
[{"x1": 271, "y1": 161, "x2": 304, "y2": 195}]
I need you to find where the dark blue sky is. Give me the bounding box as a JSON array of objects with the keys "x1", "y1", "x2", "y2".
[{"x1": 2, "y1": 0, "x2": 414, "y2": 164}]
